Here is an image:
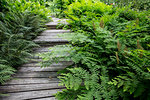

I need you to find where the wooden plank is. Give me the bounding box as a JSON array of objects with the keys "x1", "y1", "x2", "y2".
[
  {"x1": 40, "y1": 32, "x2": 70, "y2": 36},
  {"x1": 28, "y1": 54, "x2": 69, "y2": 59},
  {"x1": 33, "y1": 38, "x2": 68, "y2": 43},
  {"x1": 18, "y1": 67, "x2": 66, "y2": 72},
  {"x1": 33, "y1": 47, "x2": 52, "y2": 52},
  {"x1": 0, "y1": 83, "x2": 64, "y2": 93},
  {"x1": 0, "y1": 89, "x2": 61, "y2": 100},
  {"x1": 22, "y1": 61, "x2": 73, "y2": 67},
  {"x1": 42, "y1": 30, "x2": 70, "y2": 33},
  {"x1": 46, "y1": 18, "x2": 68, "y2": 26},
  {"x1": 40, "y1": 32, "x2": 68, "y2": 36},
  {"x1": 37, "y1": 42, "x2": 68, "y2": 46},
  {"x1": 34, "y1": 41, "x2": 69, "y2": 46},
  {"x1": 28, "y1": 53, "x2": 69, "y2": 59},
  {"x1": 36, "y1": 37, "x2": 63, "y2": 39},
  {"x1": 13, "y1": 72, "x2": 58, "y2": 78},
  {"x1": 46, "y1": 21, "x2": 67, "y2": 26},
  {"x1": 21, "y1": 64, "x2": 68, "y2": 67},
  {"x1": 28, "y1": 59, "x2": 71, "y2": 63},
  {"x1": 33, "y1": 97, "x2": 56, "y2": 100},
  {"x1": 4, "y1": 78, "x2": 59, "y2": 85}
]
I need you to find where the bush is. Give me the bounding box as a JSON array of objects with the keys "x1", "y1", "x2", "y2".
[
  {"x1": 64, "y1": 0, "x2": 113, "y2": 31},
  {"x1": 100, "y1": 0, "x2": 150, "y2": 11},
  {"x1": 0, "y1": 59, "x2": 15, "y2": 84},
  {"x1": 7, "y1": 0, "x2": 51, "y2": 20},
  {"x1": 54, "y1": 0, "x2": 82, "y2": 17},
  {"x1": 39, "y1": 1, "x2": 150, "y2": 100},
  {"x1": 0, "y1": 0, "x2": 51, "y2": 84}
]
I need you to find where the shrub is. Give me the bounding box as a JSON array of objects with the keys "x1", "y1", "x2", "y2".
[
  {"x1": 0, "y1": 0, "x2": 51, "y2": 84},
  {"x1": 5, "y1": 0, "x2": 51, "y2": 20},
  {"x1": 64, "y1": 0, "x2": 113, "y2": 31},
  {"x1": 54, "y1": 0, "x2": 81, "y2": 17},
  {"x1": 100, "y1": 0, "x2": 150, "y2": 10},
  {"x1": 0, "y1": 59, "x2": 15, "y2": 84},
  {"x1": 39, "y1": 1, "x2": 150, "y2": 100}
]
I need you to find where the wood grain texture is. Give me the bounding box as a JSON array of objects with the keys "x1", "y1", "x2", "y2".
[
  {"x1": 0, "y1": 17, "x2": 69, "y2": 100},
  {"x1": 18, "y1": 67, "x2": 66, "y2": 72},
  {"x1": 4, "y1": 78, "x2": 59, "y2": 85},
  {"x1": 42, "y1": 29, "x2": 70, "y2": 34},
  {"x1": 40, "y1": 32, "x2": 70, "y2": 36},
  {"x1": 13, "y1": 72, "x2": 58, "y2": 78},
  {"x1": 0, "y1": 83, "x2": 64, "y2": 93},
  {"x1": 0, "y1": 89, "x2": 61, "y2": 100},
  {"x1": 32, "y1": 97, "x2": 56, "y2": 100},
  {"x1": 22, "y1": 61, "x2": 72, "y2": 67}
]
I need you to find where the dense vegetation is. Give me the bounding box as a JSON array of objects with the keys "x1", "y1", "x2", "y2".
[
  {"x1": 0, "y1": 0, "x2": 149, "y2": 99},
  {"x1": 39, "y1": 0, "x2": 150, "y2": 100},
  {"x1": 51, "y1": 0, "x2": 150, "y2": 18},
  {"x1": 0, "y1": 0, "x2": 51, "y2": 84}
]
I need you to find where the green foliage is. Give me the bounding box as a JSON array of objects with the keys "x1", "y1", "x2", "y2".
[
  {"x1": 0, "y1": 0, "x2": 9, "y2": 12},
  {"x1": 29, "y1": 0, "x2": 52, "y2": 5},
  {"x1": 0, "y1": 11, "x2": 42, "y2": 66},
  {"x1": 1, "y1": 11, "x2": 46, "y2": 39},
  {"x1": 0, "y1": 64, "x2": 15, "y2": 84},
  {"x1": 0, "y1": 0, "x2": 51, "y2": 84},
  {"x1": 39, "y1": 1, "x2": 150, "y2": 100},
  {"x1": 55, "y1": 88, "x2": 84, "y2": 100},
  {"x1": 0, "y1": 59, "x2": 15, "y2": 84},
  {"x1": 6, "y1": 0, "x2": 51, "y2": 20},
  {"x1": 64, "y1": 1, "x2": 113, "y2": 31},
  {"x1": 54, "y1": 0, "x2": 82, "y2": 17},
  {"x1": 100, "y1": 0, "x2": 150, "y2": 10}
]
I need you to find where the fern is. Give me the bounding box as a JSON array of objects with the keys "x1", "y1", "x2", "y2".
[
  {"x1": 0, "y1": 59, "x2": 15, "y2": 84},
  {"x1": 39, "y1": 1, "x2": 150, "y2": 100},
  {"x1": 0, "y1": 0, "x2": 50, "y2": 85}
]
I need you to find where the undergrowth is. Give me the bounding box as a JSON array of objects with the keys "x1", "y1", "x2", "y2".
[
  {"x1": 0, "y1": 0, "x2": 51, "y2": 85},
  {"x1": 39, "y1": 0, "x2": 150, "y2": 100}
]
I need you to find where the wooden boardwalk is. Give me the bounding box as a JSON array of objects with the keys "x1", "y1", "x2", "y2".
[{"x1": 0, "y1": 17, "x2": 71, "y2": 100}]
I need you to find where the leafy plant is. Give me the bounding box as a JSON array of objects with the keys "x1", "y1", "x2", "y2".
[
  {"x1": 0, "y1": 0, "x2": 51, "y2": 84},
  {"x1": 100, "y1": 0, "x2": 150, "y2": 10},
  {"x1": 0, "y1": 0, "x2": 9, "y2": 12},
  {"x1": 0, "y1": 59, "x2": 15, "y2": 84},
  {"x1": 54, "y1": 0, "x2": 82, "y2": 17},
  {"x1": 6, "y1": 0, "x2": 51, "y2": 20},
  {"x1": 39, "y1": 1, "x2": 150, "y2": 100}
]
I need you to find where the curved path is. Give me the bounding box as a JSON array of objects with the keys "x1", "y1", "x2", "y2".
[{"x1": 0, "y1": 17, "x2": 71, "y2": 100}]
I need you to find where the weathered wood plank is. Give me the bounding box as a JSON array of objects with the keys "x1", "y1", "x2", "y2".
[
  {"x1": 22, "y1": 61, "x2": 73, "y2": 67},
  {"x1": 27, "y1": 59, "x2": 43, "y2": 62},
  {"x1": 33, "y1": 97, "x2": 56, "y2": 100},
  {"x1": 21, "y1": 64, "x2": 68, "y2": 68},
  {"x1": 28, "y1": 54, "x2": 69, "y2": 59},
  {"x1": 28, "y1": 58, "x2": 72, "y2": 63},
  {"x1": 28, "y1": 59, "x2": 71, "y2": 63},
  {"x1": 46, "y1": 18, "x2": 68, "y2": 26},
  {"x1": 36, "y1": 42, "x2": 68, "y2": 46},
  {"x1": 4, "y1": 78, "x2": 59, "y2": 85},
  {"x1": 36, "y1": 36, "x2": 63, "y2": 39},
  {"x1": 0, "y1": 83, "x2": 64, "y2": 93},
  {"x1": 42, "y1": 29, "x2": 70, "y2": 34},
  {"x1": 33, "y1": 47, "x2": 52, "y2": 52},
  {"x1": 33, "y1": 38, "x2": 68, "y2": 43},
  {"x1": 46, "y1": 21, "x2": 68, "y2": 26},
  {"x1": 40, "y1": 32, "x2": 70, "y2": 36},
  {"x1": 18, "y1": 67, "x2": 66, "y2": 72},
  {"x1": 13, "y1": 72, "x2": 58, "y2": 78},
  {"x1": 0, "y1": 89, "x2": 61, "y2": 100}
]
